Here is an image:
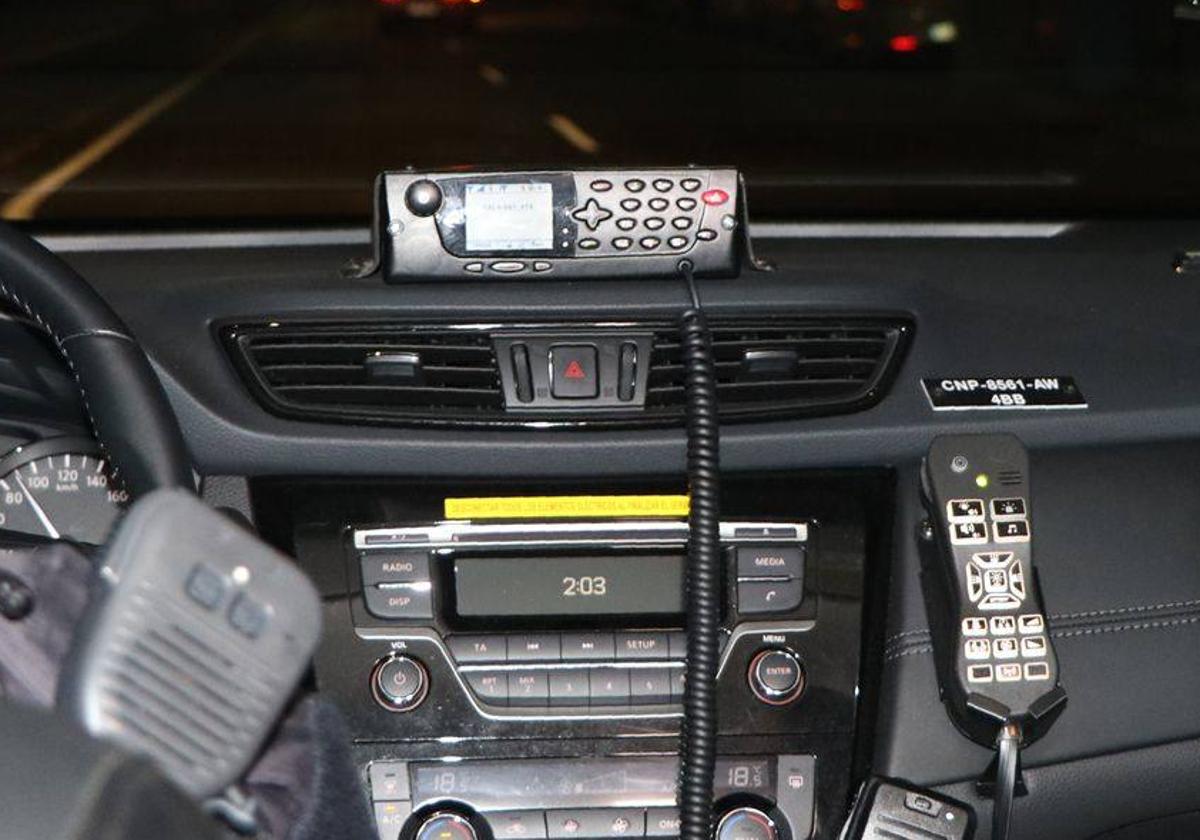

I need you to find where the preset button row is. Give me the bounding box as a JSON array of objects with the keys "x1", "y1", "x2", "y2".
[{"x1": 464, "y1": 666, "x2": 685, "y2": 708}]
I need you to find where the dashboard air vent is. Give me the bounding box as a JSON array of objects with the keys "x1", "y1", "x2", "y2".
[
  {"x1": 644, "y1": 319, "x2": 910, "y2": 421},
  {"x1": 224, "y1": 317, "x2": 909, "y2": 428},
  {"x1": 225, "y1": 324, "x2": 504, "y2": 426}
]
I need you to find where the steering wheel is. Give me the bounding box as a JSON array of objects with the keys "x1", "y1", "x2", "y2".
[{"x1": 0, "y1": 223, "x2": 193, "y2": 500}]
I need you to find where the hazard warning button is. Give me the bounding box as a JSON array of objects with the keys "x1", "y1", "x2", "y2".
[{"x1": 550, "y1": 345, "x2": 599, "y2": 399}]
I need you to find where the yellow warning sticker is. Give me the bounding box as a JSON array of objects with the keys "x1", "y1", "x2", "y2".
[{"x1": 444, "y1": 494, "x2": 689, "y2": 521}]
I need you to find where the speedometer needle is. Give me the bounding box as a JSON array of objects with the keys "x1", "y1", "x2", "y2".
[{"x1": 13, "y1": 471, "x2": 60, "y2": 539}]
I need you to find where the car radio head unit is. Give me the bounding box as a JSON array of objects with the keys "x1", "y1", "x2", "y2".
[{"x1": 373, "y1": 168, "x2": 744, "y2": 281}]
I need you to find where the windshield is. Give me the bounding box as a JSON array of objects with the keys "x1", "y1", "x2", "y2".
[{"x1": 3, "y1": 1, "x2": 1198, "y2": 224}]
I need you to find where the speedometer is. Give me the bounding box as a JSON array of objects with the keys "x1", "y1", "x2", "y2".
[{"x1": 0, "y1": 438, "x2": 129, "y2": 544}]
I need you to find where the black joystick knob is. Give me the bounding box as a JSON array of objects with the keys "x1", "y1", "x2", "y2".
[{"x1": 405, "y1": 179, "x2": 443, "y2": 217}]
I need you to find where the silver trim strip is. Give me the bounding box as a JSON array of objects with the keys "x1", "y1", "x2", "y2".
[
  {"x1": 32, "y1": 221, "x2": 1075, "y2": 253},
  {"x1": 355, "y1": 520, "x2": 808, "y2": 550},
  {"x1": 753, "y1": 221, "x2": 1075, "y2": 239}
]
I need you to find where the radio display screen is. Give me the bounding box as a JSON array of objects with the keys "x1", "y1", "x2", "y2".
[
  {"x1": 453, "y1": 554, "x2": 685, "y2": 618},
  {"x1": 410, "y1": 756, "x2": 772, "y2": 810},
  {"x1": 464, "y1": 182, "x2": 554, "y2": 252}
]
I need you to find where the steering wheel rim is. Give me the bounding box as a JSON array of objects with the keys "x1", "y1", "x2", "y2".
[{"x1": 0, "y1": 222, "x2": 193, "y2": 497}]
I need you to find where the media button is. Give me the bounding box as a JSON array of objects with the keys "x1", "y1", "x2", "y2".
[
  {"x1": 589, "y1": 668, "x2": 632, "y2": 704},
  {"x1": 489, "y1": 261, "x2": 527, "y2": 273},
  {"x1": 736, "y1": 545, "x2": 804, "y2": 580},
  {"x1": 465, "y1": 671, "x2": 508, "y2": 705},
  {"x1": 612, "y1": 237, "x2": 633, "y2": 250},
  {"x1": 625, "y1": 178, "x2": 646, "y2": 192},
  {"x1": 562, "y1": 632, "x2": 616, "y2": 661},
  {"x1": 620, "y1": 198, "x2": 642, "y2": 212},
  {"x1": 616, "y1": 217, "x2": 637, "y2": 231},
  {"x1": 644, "y1": 217, "x2": 666, "y2": 230},
  {"x1": 590, "y1": 179, "x2": 614, "y2": 192},
  {"x1": 549, "y1": 670, "x2": 591, "y2": 706},
  {"x1": 653, "y1": 178, "x2": 674, "y2": 192},
  {"x1": 696, "y1": 228, "x2": 718, "y2": 241},
  {"x1": 508, "y1": 670, "x2": 551, "y2": 706},
  {"x1": 648, "y1": 197, "x2": 669, "y2": 211},
  {"x1": 508, "y1": 634, "x2": 561, "y2": 662},
  {"x1": 680, "y1": 178, "x2": 702, "y2": 192},
  {"x1": 615, "y1": 632, "x2": 669, "y2": 660}
]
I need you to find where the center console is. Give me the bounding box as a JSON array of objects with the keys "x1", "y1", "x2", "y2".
[{"x1": 263, "y1": 474, "x2": 886, "y2": 840}]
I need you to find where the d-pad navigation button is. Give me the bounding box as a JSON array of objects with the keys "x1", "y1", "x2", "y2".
[{"x1": 571, "y1": 198, "x2": 613, "y2": 231}]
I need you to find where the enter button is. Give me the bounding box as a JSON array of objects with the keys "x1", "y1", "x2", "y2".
[{"x1": 736, "y1": 546, "x2": 804, "y2": 580}]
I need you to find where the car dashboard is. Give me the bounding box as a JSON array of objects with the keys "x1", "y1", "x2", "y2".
[{"x1": 3, "y1": 218, "x2": 1200, "y2": 840}]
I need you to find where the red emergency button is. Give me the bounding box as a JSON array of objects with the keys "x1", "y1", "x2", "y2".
[
  {"x1": 701, "y1": 188, "x2": 729, "y2": 206},
  {"x1": 563, "y1": 360, "x2": 586, "y2": 379}
]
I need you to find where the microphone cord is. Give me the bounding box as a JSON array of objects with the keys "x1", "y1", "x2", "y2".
[{"x1": 676, "y1": 259, "x2": 722, "y2": 840}]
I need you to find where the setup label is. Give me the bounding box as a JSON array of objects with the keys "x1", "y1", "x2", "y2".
[{"x1": 922, "y1": 376, "x2": 1087, "y2": 411}]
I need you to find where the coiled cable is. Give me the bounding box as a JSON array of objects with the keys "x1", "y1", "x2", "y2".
[{"x1": 676, "y1": 260, "x2": 722, "y2": 840}]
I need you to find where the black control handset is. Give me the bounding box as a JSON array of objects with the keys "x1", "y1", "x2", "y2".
[
  {"x1": 840, "y1": 777, "x2": 974, "y2": 840},
  {"x1": 919, "y1": 434, "x2": 1066, "y2": 749},
  {"x1": 374, "y1": 168, "x2": 745, "y2": 281}
]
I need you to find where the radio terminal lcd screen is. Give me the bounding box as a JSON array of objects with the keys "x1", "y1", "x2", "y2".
[
  {"x1": 464, "y1": 182, "x2": 554, "y2": 252},
  {"x1": 453, "y1": 554, "x2": 685, "y2": 618}
]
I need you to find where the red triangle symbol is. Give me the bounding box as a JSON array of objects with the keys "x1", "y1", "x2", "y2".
[{"x1": 564, "y1": 360, "x2": 586, "y2": 379}]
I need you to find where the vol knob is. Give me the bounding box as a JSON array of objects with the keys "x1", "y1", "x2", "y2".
[{"x1": 371, "y1": 654, "x2": 429, "y2": 712}]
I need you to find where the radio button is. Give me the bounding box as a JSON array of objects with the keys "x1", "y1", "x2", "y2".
[
  {"x1": 620, "y1": 198, "x2": 642, "y2": 212},
  {"x1": 630, "y1": 667, "x2": 672, "y2": 704},
  {"x1": 562, "y1": 632, "x2": 616, "y2": 661},
  {"x1": 589, "y1": 668, "x2": 632, "y2": 704},
  {"x1": 615, "y1": 632, "x2": 669, "y2": 660},
  {"x1": 667, "y1": 236, "x2": 688, "y2": 250},
  {"x1": 489, "y1": 261, "x2": 527, "y2": 273},
  {"x1": 465, "y1": 671, "x2": 508, "y2": 706},
  {"x1": 640, "y1": 237, "x2": 661, "y2": 250},
  {"x1": 676, "y1": 197, "x2": 698, "y2": 211},
  {"x1": 653, "y1": 178, "x2": 674, "y2": 192},
  {"x1": 508, "y1": 634, "x2": 562, "y2": 662},
  {"x1": 364, "y1": 584, "x2": 433, "y2": 620},
  {"x1": 590, "y1": 179, "x2": 614, "y2": 192},
  {"x1": 487, "y1": 811, "x2": 548, "y2": 840},
  {"x1": 361, "y1": 551, "x2": 430, "y2": 586},
  {"x1": 612, "y1": 237, "x2": 633, "y2": 251},
  {"x1": 736, "y1": 546, "x2": 804, "y2": 580},
  {"x1": 737, "y1": 579, "x2": 803, "y2": 614},
  {"x1": 549, "y1": 670, "x2": 591, "y2": 706},
  {"x1": 696, "y1": 228, "x2": 718, "y2": 241},
  {"x1": 448, "y1": 635, "x2": 507, "y2": 664},
  {"x1": 508, "y1": 671, "x2": 551, "y2": 706},
  {"x1": 616, "y1": 217, "x2": 637, "y2": 231},
  {"x1": 680, "y1": 178, "x2": 702, "y2": 192},
  {"x1": 644, "y1": 217, "x2": 666, "y2": 231},
  {"x1": 648, "y1": 197, "x2": 669, "y2": 211},
  {"x1": 668, "y1": 631, "x2": 688, "y2": 659},
  {"x1": 624, "y1": 178, "x2": 646, "y2": 192}
]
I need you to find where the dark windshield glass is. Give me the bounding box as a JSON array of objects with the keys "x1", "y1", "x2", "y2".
[{"x1": 2, "y1": 1, "x2": 1198, "y2": 223}]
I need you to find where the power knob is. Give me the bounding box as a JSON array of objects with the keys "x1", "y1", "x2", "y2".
[
  {"x1": 414, "y1": 812, "x2": 477, "y2": 840},
  {"x1": 747, "y1": 648, "x2": 806, "y2": 706},
  {"x1": 716, "y1": 807, "x2": 779, "y2": 840},
  {"x1": 371, "y1": 654, "x2": 429, "y2": 712}
]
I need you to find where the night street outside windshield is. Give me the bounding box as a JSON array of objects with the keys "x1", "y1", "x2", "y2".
[{"x1": 2, "y1": 1, "x2": 1198, "y2": 222}]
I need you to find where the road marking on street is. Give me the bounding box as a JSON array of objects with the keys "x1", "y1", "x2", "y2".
[
  {"x1": 1, "y1": 25, "x2": 269, "y2": 220},
  {"x1": 479, "y1": 64, "x2": 507, "y2": 87},
  {"x1": 546, "y1": 114, "x2": 600, "y2": 155}
]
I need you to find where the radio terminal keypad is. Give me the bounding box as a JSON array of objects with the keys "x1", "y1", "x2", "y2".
[{"x1": 568, "y1": 171, "x2": 731, "y2": 258}]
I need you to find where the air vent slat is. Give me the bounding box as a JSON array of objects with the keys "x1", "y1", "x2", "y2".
[{"x1": 223, "y1": 318, "x2": 909, "y2": 428}]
